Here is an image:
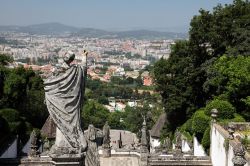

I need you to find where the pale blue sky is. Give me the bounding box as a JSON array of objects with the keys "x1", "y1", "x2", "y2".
[{"x1": 0, "y1": 0, "x2": 233, "y2": 32}]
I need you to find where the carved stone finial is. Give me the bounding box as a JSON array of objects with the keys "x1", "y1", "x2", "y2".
[
  {"x1": 173, "y1": 130, "x2": 182, "y2": 157},
  {"x1": 29, "y1": 130, "x2": 39, "y2": 157},
  {"x1": 161, "y1": 137, "x2": 171, "y2": 154},
  {"x1": 85, "y1": 124, "x2": 100, "y2": 166},
  {"x1": 228, "y1": 123, "x2": 235, "y2": 140},
  {"x1": 118, "y1": 132, "x2": 123, "y2": 149},
  {"x1": 232, "y1": 143, "x2": 247, "y2": 166},
  {"x1": 141, "y1": 117, "x2": 147, "y2": 147},
  {"x1": 102, "y1": 121, "x2": 110, "y2": 148},
  {"x1": 102, "y1": 121, "x2": 111, "y2": 157},
  {"x1": 211, "y1": 108, "x2": 218, "y2": 122},
  {"x1": 43, "y1": 137, "x2": 50, "y2": 152},
  {"x1": 175, "y1": 130, "x2": 182, "y2": 150}
]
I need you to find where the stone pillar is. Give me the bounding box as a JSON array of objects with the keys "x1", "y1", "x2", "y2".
[
  {"x1": 140, "y1": 117, "x2": 148, "y2": 166},
  {"x1": 42, "y1": 138, "x2": 50, "y2": 155},
  {"x1": 29, "y1": 130, "x2": 39, "y2": 158},
  {"x1": 140, "y1": 117, "x2": 148, "y2": 152},
  {"x1": 102, "y1": 122, "x2": 111, "y2": 157},
  {"x1": 232, "y1": 143, "x2": 247, "y2": 166},
  {"x1": 174, "y1": 130, "x2": 182, "y2": 157},
  {"x1": 228, "y1": 123, "x2": 235, "y2": 140}
]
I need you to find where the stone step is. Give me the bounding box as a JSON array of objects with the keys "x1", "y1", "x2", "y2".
[{"x1": 149, "y1": 158, "x2": 212, "y2": 166}]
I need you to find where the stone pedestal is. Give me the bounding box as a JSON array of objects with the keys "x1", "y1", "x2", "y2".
[
  {"x1": 140, "y1": 152, "x2": 148, "y2": 166},
  {"x1": 29, "y1": 145, "x2": 39, "y2": 157},
  {"x1": 51, "y1": 154, "x2": 85, "y2": 166},
  {"x1": 102, "y1": 148, "x2": 111, "y2": 157},
  {"x1": 48, "y1": 128, "x2": 85, "y2": 165},
  {"x1": 173, "y1": 149, "x2": 183, "y2": 158},
  {"x1": 20, "y1": 156, "x2": 52, "y2": 166}
]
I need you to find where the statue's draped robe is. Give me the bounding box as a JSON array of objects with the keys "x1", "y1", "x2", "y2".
[{"x1": 44, "y1": 65, "x2": 86, "y2": 148}]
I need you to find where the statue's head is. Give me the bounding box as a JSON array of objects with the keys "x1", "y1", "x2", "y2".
[{"x1": 64, "y1": 51, "x2": 75, "y2": 65}]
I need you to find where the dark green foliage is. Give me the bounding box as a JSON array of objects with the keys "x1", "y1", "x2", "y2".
[
  {"x1": 0, "y1": 108, "x2": 30, "y2": 142},
  {"x1": 0, "y1": 108, "x2": 24, "y2": 135},
  {"x1": 191, "y1": 110, "x2": 210, "y2": 135},
  {"x1": 97, "y1": 95, "x2": 109, "y2": 105},
  {"x1": 0, "y1": 54, "x2": 13, "y2": 66},
  {"x1": 154, "y1": 41, "x2": 192, "y2": 130},
  {"x1": 205, "y1": 55, "x2": 250, "y2": 120},
  {"x1": 86, "y1": 77, "x2": 146, "y2": 101},
  {"x1": 180, "y1": 118, "x2": 193, "y2": 134},
  {"x1": 21, "y1": 90, "x2": 48, "y2": 128},
  {"x1": 0, "y1": 57, "x2": 47, "y2": 142},
  {"x1": 231, "y1": 113, "x2": 245, "y2": 122},
  {"x1": 0, "y1": 108, "x2": 20, "y2": 122},
  {"x1": 108, "y1": 111, "x2": 125, "y2": 129},
  {"x1": 122, "y1": 106, "x2": 143, "y2": 134},
  {"x1": 153, "y1": 0, "x2": 250, "y2": 138},
  {"x1": 201, "y1": 127, "x2": 211, "y2": 152},
  {"x1": 204, "y1": 99, "x2": 235, "y2": 119},
  {"x1": 3, "y1": 72, "x2": 27, "y2": 107},
  {"x1": 82, "y1": 100, "x2": 110, "y2": 129}
]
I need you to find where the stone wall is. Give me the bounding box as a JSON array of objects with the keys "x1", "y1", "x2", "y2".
[
  {"x1": 210, "y1": 123, "x2": 249, "y2": 166},
  {"x1": 99, "y1": 151, "x2": 140, "y2": 166},
  {"x1": 193, "y1": 137, "x2": 206, "y2": 156}
]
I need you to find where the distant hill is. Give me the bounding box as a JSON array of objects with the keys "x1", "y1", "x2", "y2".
[
  {"x1": 75, "y1": 29, "x2": 187, "y2": 39},
  {"x1": 74, "y1": 28, "x2": 114, "y2": 38},
  {"x1": 21, "y1": 23, "x2": 79, "y2": 35},
  {"x1": 0, "y1": 23, "x2": 79, "y2": 35},
  {"x1": 116, "y1": 30, "x2": 187, "y2": 39},
  {"x1": 0, "y1": 23, "x2": 187, "y2": 39}
]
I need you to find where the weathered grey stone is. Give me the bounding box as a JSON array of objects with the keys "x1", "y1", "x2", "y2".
[
  {"x1": 85, "y1": 124, "x2": 100, "y2": 166},
  {"x1": 232, "y1": 143, "x2": 247, "y2": 166},
  {"x1": 211, "y1": 108, "x2": 218, "y2": 122},
  {"x1": 161, "y1": 137, "x2": 171, "y2": 154},
  {"x1": 102, "y1": 122, "x2": 111, "y2": 157},
  {"x1": 173, "y1": 130, "x2": 182, "y2": 157},
  {"x1": 140, "y1": 117, "x2": 148, "y2": 152},
  {"x1": 29, "y1": 130, "x2": 39, "y2": 158},
  {"x1": 44, "y1": 51, "x2": 88, "y2": 154},
  {"x1": 228, "y1": 123, "x2": 235, "y2": 140},
  {"x1": 102, "y1": 149, "x2": 111, "y2": 158},
  {"x1": 102, "y1": 121, "x2": 110, "y2": 148},
  {"x1": 42, "y1": 137, "x2": 50, "y2": 155}
]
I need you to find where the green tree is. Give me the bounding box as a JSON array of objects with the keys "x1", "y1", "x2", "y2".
[
  {"x1": 0, "y1": 54, "x2": 13, "y2": 66},
  {"x1": 153, "y1": 0, "x2": 250, "y2": 136},
  {"x1": 204, "y1": 55, "x2": 250, "y2": 119},
  {"x1": 108, "y1": 111, "x2": 125, "y2": 129},
  {"x1": 204, "y1": 99, "x2": 236, "y2": 119},
  {"x1": 81, "y1": 100, "x2": 110, "y2": 129}
]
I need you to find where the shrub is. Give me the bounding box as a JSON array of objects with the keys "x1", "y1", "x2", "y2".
[
  {"x1": 202, "y1": 127, "x2": 211, "y2": 153},
  {"x1": 205, "y1": 99, "x2": 235, "y2": 119},
  {"x1": 232, "y1": 113, "x2": 245, "y2": 122},
  {"x1": 192, "y1": 109, "x2": 210, "y2": 135},
  {"x1": 180, "y1": 118, "x2": 193, "y2": 134},
  {"x1": 0, "y1": 108, "x2": 20, "y2": 122}
]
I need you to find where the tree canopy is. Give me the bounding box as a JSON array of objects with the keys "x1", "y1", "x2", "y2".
[{"x1": 153, "y1": 0, "x2": 250, "y2": 138}]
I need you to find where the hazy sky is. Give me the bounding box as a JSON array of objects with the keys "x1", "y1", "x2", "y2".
[{"x1": 0, "y1": 0, "x2": 233, "y2": 32}]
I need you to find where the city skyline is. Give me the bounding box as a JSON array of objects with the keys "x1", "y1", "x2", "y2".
[{"x1": 0, "y1": 0, "x2": 233, "y2": 32}]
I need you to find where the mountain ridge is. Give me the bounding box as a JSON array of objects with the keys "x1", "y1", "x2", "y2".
[{"x1": 0, "y1": 22, "x2": 187, "y2": 39}]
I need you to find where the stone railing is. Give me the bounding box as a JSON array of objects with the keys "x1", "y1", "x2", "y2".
[{"x1": 210, "y1": 122, "x2": 249, "y2": 166}]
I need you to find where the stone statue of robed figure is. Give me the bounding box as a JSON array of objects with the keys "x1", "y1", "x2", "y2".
[{"x1": 44, "y1": 50, "x2": 88, "y2": 155}]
